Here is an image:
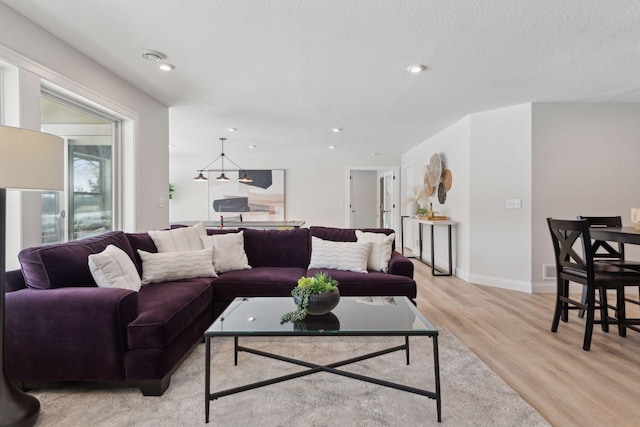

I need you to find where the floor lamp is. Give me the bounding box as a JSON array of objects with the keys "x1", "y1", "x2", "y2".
[{"x1": 0, "y1": 125, "x2": 63, "y2": 427}]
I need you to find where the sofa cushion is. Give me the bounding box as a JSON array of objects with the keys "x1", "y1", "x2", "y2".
[
  {"x1": 212, "y1": 267, "x2": 306, "y2": 300},
  {"x1": 308, "y1": 237, "x2": 371, "y2": 273},
  {"x1": 306, "y1": 268, "x2": 417, "y2": 299},
  {"x1": 19, "y1": 230, "x2": 136, "y2": 290},
  {"x1": 310, "y1": 226, "x2": 396, "y2": 251},
  {"x1": 126, "y1": 233, "x2": 158, "y2": 275},
  {"x1": 148, "y1": 222, "x2": 206, "y2": 252},
  {"x1": 138, "y1": 248, "x2": 216, "y2": 285},
  {"x1": 201, "y1": 231, "x2": 251, "y2": 274},
  {"x1": 356, "y1": 230, "x2": 395, "y2": 272},
  {"x1": 242, "y1": 228, "x2": 310, "y2": 268},
  {"x1": 127, "y1": 278, "x2": 213, "y2": 349},
  {"x1": 88, "y1": 244, "x2": 141, "y2": 291}
]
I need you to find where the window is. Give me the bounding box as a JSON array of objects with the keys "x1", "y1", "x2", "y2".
[{"x1": 40, "y1": 90, "x2": 121, "y2": 242}]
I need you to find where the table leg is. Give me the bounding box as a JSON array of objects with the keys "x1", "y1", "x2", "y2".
[
  {"x1": 205, "y1": 336, "x2": 211, "y2": 423},
  {"x1": 433, "y1": 335, "x2": 441, "y2": 422},
  {"x1": 430, "y1": 224, "x2": 436, "y2": 275},
  {"x1": 405, "y1": 336, "x2": 410, "y2": 365},
  {"x1": 234, "y1": 336, "x2": 239, "y2": 366},
  {"x1": 419, "y1": 222, "x2": 423, "y2": 259}
]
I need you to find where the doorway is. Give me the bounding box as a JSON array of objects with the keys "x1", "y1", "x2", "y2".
[
  {"x1": 40, "y1": 92, "x2": 119, "y2": 243},
  {"x1": 347, "y1": 167, "x2": 399, "y2": 231}
]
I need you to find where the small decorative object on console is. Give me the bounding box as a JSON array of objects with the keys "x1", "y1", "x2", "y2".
[
  {"x1": 280, "y1": 272, "x2": 340, "y2": 322},
  {"x1": 632, "y1": 208, "x2": 640, "y2": 230}
]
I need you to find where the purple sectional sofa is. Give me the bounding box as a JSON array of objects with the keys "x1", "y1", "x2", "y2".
[{"x1": 4, "y1": 226, "x2": 416, "y2": 396}]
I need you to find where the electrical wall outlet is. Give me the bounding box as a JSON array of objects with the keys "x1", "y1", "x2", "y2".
[
  {"x1": 158, "y1": 197, "x2": 166, "y2": 208},
  {"x1": 506, "y1": 199, "x2": 521, "y2": 209}
]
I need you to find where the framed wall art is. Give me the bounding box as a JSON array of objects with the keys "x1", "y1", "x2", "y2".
[{"x1": 207, "y1": 169, "x2": 285, "y2": 221}]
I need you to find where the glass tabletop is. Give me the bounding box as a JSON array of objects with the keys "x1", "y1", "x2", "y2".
[{"x1": 205, "y1": 296, "x2": 437, "y2": 337}]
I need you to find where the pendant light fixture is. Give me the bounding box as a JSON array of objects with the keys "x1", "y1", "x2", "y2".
[{"x1": 193, "y1": 138, "x2": 253, "y2": 183}]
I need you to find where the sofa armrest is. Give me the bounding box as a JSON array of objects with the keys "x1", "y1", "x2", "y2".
[
  {"x1": 5, "y1": 287, "x2": 139, "y2": 381},
  {"x1": 388, "y1": 251, "x2": 414, "y2": 278}
]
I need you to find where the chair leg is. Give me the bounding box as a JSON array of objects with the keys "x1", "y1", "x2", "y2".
[
  {"x1": 551, "y1": 278, "x2": 564, "y2": 332},
  {"x1": 583, "y1": 286, "x2": 596, "y2": 351},
  {"x1": 561, "y1": 279, "x2": 569, "y2": 323},
  {"x1": 617, "y1": 288, "x2": 627, "y2": 337},
  {"x1": 599, "y1": 288, "x2": 609, "y2": 333},
  {"x1": 578, "y1": 285, "x2": 588, "y2": 318}
]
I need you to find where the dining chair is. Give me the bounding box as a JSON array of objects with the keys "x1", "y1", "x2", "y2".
[
  {"x1": 577, "y1": 216, "x2": 640, "y2": 321},
  {"x1": 547, "y1": 218, "x2": 640, "y2": 350}
]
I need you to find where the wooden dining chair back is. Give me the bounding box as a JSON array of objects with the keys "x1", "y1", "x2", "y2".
[{"x1": 547, "y1": 218, "x2": 640, "y2": 350}]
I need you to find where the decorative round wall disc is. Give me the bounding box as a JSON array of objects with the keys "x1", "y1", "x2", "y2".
[
  {"x1": 428, "y1": 154, "x2": 442, "y2": 186},
  {"x1": 442, "y1": 169, "x2": 453, "y2": 191},
  {"x1": 423, "y1": 168, "x2": 435, "y2": 196},
  {"x1": 437, "y1": 182, "x2": 447, "y2": 204}
]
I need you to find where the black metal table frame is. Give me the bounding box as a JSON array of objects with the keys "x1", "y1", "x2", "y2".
[
  {"x1": 401, "y1": 216, "x2": 454, "y2": 276},
  {"x1": 205, "y1": 333, "x2": 441, "y2": 423}
]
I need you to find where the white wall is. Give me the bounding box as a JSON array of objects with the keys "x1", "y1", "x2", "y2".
[
  {"x1": 401, "y1": 116, "x2": 471, "y2": 276},
  {"x1": 0, "y1": 3, "x2": 169, "y2": 235},
  {"x1": 469, "y1": 103, "x2": 532, "y2": 291},
  {"x1": 169, "y1": 148, "x2": 401, "y2": 228},
  {"x1": 531, "y1": 103, "x2": 640, "y2": 292}
]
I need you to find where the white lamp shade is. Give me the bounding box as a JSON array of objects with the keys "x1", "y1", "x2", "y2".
[{"x1": 0, "y1": 125, "x2": 64, "y2": 191}]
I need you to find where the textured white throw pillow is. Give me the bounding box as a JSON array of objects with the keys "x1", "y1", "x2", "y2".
[
  {"x1": 137, "y1": 247, "x2": 216, "y2": 285},
  {"x1": 148, "y1": 222, "x2": 206, "y2": 252},
  {"x1": 88, "y1": 244, "x2": 141, "y2": 291},
  {"x1": 200, "y1": 231, "x2": 251, "y2": 274},
  {"x1": 355, "y1": 230, "x2": 395, "y2": 272},
  {"x1": 308, "y1": 237, "x2": 371, "y2": 273}
]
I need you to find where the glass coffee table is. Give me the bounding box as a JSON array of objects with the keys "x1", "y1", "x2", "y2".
[{"x1": 204, "y1": 296, "x2": 441, "y2": 422}]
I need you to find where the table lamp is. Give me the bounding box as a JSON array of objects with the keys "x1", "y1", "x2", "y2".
[{"x1": 0, "y1": 125, "x2": 63, "y2": 427}]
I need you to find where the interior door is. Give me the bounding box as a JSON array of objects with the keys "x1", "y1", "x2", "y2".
[
  {"x1": 350, "y1": 170, "x2": 377, "y2": 228},
  {"x1": 382, "y1": 170, "x2": 395, "y2": 229}
]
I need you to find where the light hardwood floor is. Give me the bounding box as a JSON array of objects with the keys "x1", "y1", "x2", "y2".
[{"x1": 411, "y1": 259, "x2": 640, "y2": 427}]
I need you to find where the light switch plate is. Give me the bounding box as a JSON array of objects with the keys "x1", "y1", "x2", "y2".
[
  {"x1": 506, "y1": 199, "x2": 521, "y2": 209},
  {"x1": 158, "y1": 197, "x2": 166, "y2": 208}
]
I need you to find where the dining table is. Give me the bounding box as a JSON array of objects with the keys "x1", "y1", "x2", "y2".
[{"x1": 589, "y1": 226, "x2": 640, "y2": 245}]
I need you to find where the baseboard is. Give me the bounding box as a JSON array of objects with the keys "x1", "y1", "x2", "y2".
[
  {"x1": 467, "y1": 273, "x2": 533, "y2": 293},
  {"x1": 532, "y1": 282, "x2": 583, "y2": 294}
]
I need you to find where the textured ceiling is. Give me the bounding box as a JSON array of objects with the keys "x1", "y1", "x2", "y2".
[{"x1": 3, "y1": 0, "x2": 640, "y2": 156}]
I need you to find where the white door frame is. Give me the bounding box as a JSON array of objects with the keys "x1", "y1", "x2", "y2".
[{"x1": 346, "y1": 166, "x2": 400, "y2": 231}]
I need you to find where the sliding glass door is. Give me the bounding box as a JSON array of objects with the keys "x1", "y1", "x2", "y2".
[{"x1": 40, "y1": 91, "x2": 119, "y2": 242}]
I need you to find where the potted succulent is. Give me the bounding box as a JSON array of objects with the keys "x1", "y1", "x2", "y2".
[{"x1": 280, "y1": 272, "x2": 340, "y2": 323}]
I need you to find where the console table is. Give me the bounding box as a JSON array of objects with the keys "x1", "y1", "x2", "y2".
[{"x1": 402, "y1": 217, "x2": 456, "y2": 276}]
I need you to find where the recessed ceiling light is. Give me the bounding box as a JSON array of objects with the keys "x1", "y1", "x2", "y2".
[
  {"x1": 159, "y1": 63, "x2": 175, "y2": 71},
  {"x1": 142, "y1": 50, "x2": 167, "y2": 62},
  {"x1": 407, "y1": 64, "x2": 427, "y2": 74},
  {"x1": 248, "y1": 145, "x2": 256, "y2": 149},
  {"x1": 331, "y1": 128, "x2": 342, "y2": 133},
  {"x1": 168, "y1": 144, "x2": 176, "y2": 148},
  {"x1": 329, "y1": 145, "x2": 337, "y2": 149},
  {"x1": 227, "y1": 128, "x2": 237, "y2": 132},
  {"x1": 370, "y1": 152, "x2": 381, "y2": 156}
]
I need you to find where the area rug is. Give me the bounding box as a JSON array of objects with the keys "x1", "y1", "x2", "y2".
[{"x1": 32, "y1": 329, "x2": 549, "y2": 426}]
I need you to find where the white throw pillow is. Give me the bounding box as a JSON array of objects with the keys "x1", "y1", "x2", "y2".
[
  {"x1": 355, "y1": 230, "x2": 395, "y2": 272},
  {"x1": 148, "y1": 222, "x2": 206, "y2": 252},
  {"x1": 308, "y1": 237, "x2": 371, "y2": 273},
  {"x1": 88, "y1": 244, "x2": 141, "y2": 291},
  {"x1": 137, "y1": 247, "x2": 217, "y2": 285},
  {"x1": 200, "y1": 231, "x2": 251, "y2": 274}
]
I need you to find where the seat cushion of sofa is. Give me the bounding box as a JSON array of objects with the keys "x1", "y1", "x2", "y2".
[
  {"x1": 19, "y1": 231, "x2": 137, "y2": 290},
  {"x1": 306, "y1": 268, "x2": 416, "y2": 298},
  {"x1": 212, "y1": 267, "x2": 306, "y2": 299},
  {"x1": 128, "y1": 278, "x2": 213, "y2": 349}
]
